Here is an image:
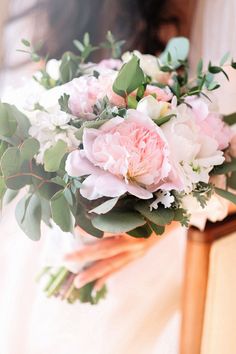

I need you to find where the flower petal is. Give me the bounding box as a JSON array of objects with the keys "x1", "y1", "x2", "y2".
[{"x1": 65, "y1": 150, "x2": 100, "y2": 177}]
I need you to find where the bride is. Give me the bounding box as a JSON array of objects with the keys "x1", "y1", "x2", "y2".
[{"x1": 0, "y1": 1, "x2": 235, "y2": 353}]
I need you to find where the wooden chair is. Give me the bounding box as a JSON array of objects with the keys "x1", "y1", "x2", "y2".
[{"x1": 180, "y1": 214, "x2": 236, "y2": 354}]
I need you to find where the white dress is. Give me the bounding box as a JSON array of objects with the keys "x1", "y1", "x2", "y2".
[{"x1": 0, "y1": 1, "x2": 236, "y2": 353}]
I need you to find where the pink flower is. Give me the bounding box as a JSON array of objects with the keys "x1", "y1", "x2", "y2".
[
  {"x1": 144, "y1": 85, "x2": 173, "y2": 102},
  {"x1": 185, "y1": 96, "x2": 232, "y2": 150},
  {"x1": 98, "y1": 59, "x2": 122, "y2": 71},
  {"x1": 66, "y1": 109, "x2": 173, "y2": 200},
  {"x1": 68, "y1": 72, "x2": 125, "y2": 119}
]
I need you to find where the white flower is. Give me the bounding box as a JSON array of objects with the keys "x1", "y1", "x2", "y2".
[
  {"x1": 29, "y1": 109, "x2": 79, "y2": 163},
  {"x1": 161, "y1": 104, "x2": 225, "y2": 192},
  {"x1": 137, "y1": 95, "x2": 169, "y2": 119},
  {"x1": 46, "y1": 59, "x2": 61, "y2": 81},
  {"x1": 122, "y1": 50, "x2": 169, "y2": 83},
  {"x1": 2, "y1": 78, "x2": 45, "y2": 113},
  {"x1": 150, "y1": 191, "x2": 175, "y2": 210}
]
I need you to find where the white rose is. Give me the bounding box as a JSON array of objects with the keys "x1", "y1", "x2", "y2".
[
  {"x1": 182, "y1": 193, "x2": 228, "y2": 231},
  {"x1": 137, "y1": 95, "x2": 168, "y2": 119},
  {"x1": 161, "y1": 104, "x2": 225, "y2": 192},
  {"x1": 46, "y1": 59, "x2": 61, "y2": 81}
]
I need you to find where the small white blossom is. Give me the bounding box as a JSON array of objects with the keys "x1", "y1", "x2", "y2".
[
  {"x1": 46, "y1": 59, "x2": 61, "y2": 81},
  {"x1": 29, "y1": 109, "x2": 79, "y2": 163},
  {"x1": 150, "y1": 191, "x2": 175, "y2": 210}
]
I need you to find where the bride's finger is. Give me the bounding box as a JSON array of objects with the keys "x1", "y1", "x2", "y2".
[
  {"x1": 65, "y1": 236, "x2": 144, "y2": 263},
  {"x1": 74, "y1": 250, "x2": 143, "y2": 289}
]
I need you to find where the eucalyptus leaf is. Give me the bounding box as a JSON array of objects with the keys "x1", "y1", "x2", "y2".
[
  {"x1": 127, "y1": 223, "x2": 152, "y2": 238},
  {"x1": 50, "y1": 190, "x2": 73, "y2": 232},
  {"x1": 76, "y1": 207, "x2": 104, "y2": 238},
  {"x1": 227, "y1": 172, "x2": 236, "y2": 189},
  {"x1": 89, "y1": 197, "x2": 119, "y2": 215},
  {"x1": 92, "y1": 211, "x2": 146, "y2": 233},
  {"x1": 0, "y1": 102, "x2": 18, "y2": 137},
  {"x1": 44, "y1": 140, "x2": 67, "y2": 172},
  {"x1": 20, "y1": 138, "x2": 40, "y2": 161},
  {"x1": 75, "y1": 119, "x2": 109, "y2": 140},
  {"x1": 112, "y1": 55, "x2": 145, "y2": 98},
  {"x1": 159, "y1": 37, "x2": 189, "y2": 69},
  {"x1": 15, "y1": 194, "x2": 42, "y2": 240}
]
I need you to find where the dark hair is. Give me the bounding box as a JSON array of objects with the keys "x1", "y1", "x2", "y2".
[{"x1": 7, "y1": 0, "x2": 192, "y2": 60}]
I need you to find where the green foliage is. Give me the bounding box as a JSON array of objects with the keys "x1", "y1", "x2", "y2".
[
  {"x1": 127, "y1": 223, "x2": 152, "y2": 238},
  {"x1": 73, "y1": 33, "x2": 99, "y2": 63},
  {"x1": 112, "y1": 55, "x2": 145, "y2": 98},
  {"x1": 215, "y1": 187, "x2": 236, "y2": 205},
  {"x1": 15, "y1": 194, "x2": 42, "y2": 241},
  {"x1": 50, "y1": 190, "x2": 73, "y2": 232},
  {"x1": 92, "y1": 211, "x2": 146, "y2": 233},
  {"x1": 0, "y1": 102, "x2": 18, "y2": 137},
  {"x1": 18, "y1": 39, "x2": 42, "y2": 62},
  {"x1": 59, "y1": 52, "x2": 80, "y2": 83},
  {"x1": 211, "y1": 159, "x2": 236, "y2": 175},
  {"x1": 58, "y1": 94, "x2": 71, "y2": 114},
  {"x1": 192, "y1": 182, "x2": 213, "y2": 208},
  {"x1": 100, "y1": 31, "x2": 125, "y2": 59},
  {"x1": 89, "y1": 197, "x2": 119, "y2": 215},
  {"x1": 20, "y1": 138, "x2": 40, "y2": 161},
  {"x1": 227, "y1": 172, "x2": 236, "y2": 189},
  {"x1": 135, "y1": 202, "x2": 175, "y2": 226},
  {"x1": 44, "y1": 140, "x2": 68, "y2": 172},
  {"x1": 223, "y1": 112, "x2": 236, "y2": 126},
  {"x1": 75, "y1": 119, "x2": 109, "y2": 140},
  {"x1": 159, "y1": 37, "x2": 190, "y2": 69}
]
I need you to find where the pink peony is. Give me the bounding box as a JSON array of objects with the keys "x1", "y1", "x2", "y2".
[
  {"x1": 68, "y1": 72, "x2": 125, "y2": 119},
  {"x1": 144, "y1": 85, "x2": 173, "y2": 102},
  {"x1": 185, "y1": 96, "x2": 232, "y2": 150},
  {"x1": 66, "y1": 109, "x2": 173, "y2": 200}
]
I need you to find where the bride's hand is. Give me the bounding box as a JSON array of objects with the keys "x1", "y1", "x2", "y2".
[{"x1": 65, "y1": 233, "x2": 157, "y2": 291}]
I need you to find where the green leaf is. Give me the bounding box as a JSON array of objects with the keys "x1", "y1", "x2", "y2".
[
  {"x1": 78, "y1": 282, "x2": 107, "y2": 305},
  {"x1": 50, "y1": 190, "x2": 73, "y2": 232},
  {"x1": 75, "y1": 119, "x2": 109, "y2": 140},
  {"x1": 1, "y1": 147, "x2": 21, "y2": 177},
  {"x1": 75, "y1": 207, "x2": 104, "y2": 238},
  {"x1": 149, "y1": 223, "x2": 165, "y2": 236},
  {"x1": 0, "y1": 102, "x2": 18, "y2": 137},
  {"x1": 215, "y1": 187, "x2": 236, "y2": 204},
  {"x1": 0, "y1": 176, "x2": 6, "y2": 201},
  {"x1": 112, "y1": 55, "x2": 145, "y2": 98},
  {"x1": 127, "y1": 223, "x2": 152, "y2": 238},
  {"x1": 3, "y1": 189, "x2": 19, "y2": 205},
  {"x1": 58, "y1": 94, "x2": 71, "y2": 114},
  {"x1": 21, "y1": 39, "x2": 31, "y2": 47},
  {"x1": 92, "y1": 211, "x2": 146, "y2": 233},
  {"x1": 135, "y1": 202, "x2": 174, "y2": 226},
  {"x1": 127, "y1": 95, "x2": 138, "y2": 109},
  {"x1": 44, "y1": 140, "x2": 67, "y2": 172},
  {"x1": 0, "y1": 141, "x2": 8, "y2": 159},
  {"x1": 20, "y1": 138, "x2": 40, "y2": 161},
  {"x1": 197, "y1": 59, "x2": 203, "y2": 76},
  {"x1": 15, "y1": 194, "x2": 42, "y2": 240},
  {"x1": 211, "y1": 159, "x2": 236, "y2": 175},
  {"x1": 89, "y1": 197, "x2": 119, "y2": 215},
  {"x1": 223, "y1": 112, "x2": 236, "y2": 126},
  {"x1": 227, "y1": 172, "x2": 236, "y2": 189},
  {"x1": 153, "y1": 114, "x2": 176, "y2": 126},
  {"x1": 59, "y1": 52, "x2": 80, "y2": 83},
  {"x1": 4, "y1": 103, "x2": 30, "y2": 139},
  {"x1": 159, "y1": 37, "x2": 190, "y2": 69},
  {"x1": 220, "y1": 52, "x2": 230, "y2": 66}
]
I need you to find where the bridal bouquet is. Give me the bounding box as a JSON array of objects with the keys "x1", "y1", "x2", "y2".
[{"x1": 1, "y1": 32, "x2": 236, "y2": 304}]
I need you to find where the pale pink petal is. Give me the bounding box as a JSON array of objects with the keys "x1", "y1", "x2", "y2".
[
  {"x1": 126, "y1": 183, "x2": 153, "y2": 199},
  {"x1": 80, "y1": 172, "x2": 127, "y2": 200},
  {"x1": 65, "y1": 150, "x2": 100, "y2": 177}
]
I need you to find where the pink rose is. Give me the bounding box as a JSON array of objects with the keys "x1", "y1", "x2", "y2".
[
  {"x1": 66, "y1": 109, "x2": 172, "y2": 200},
  {"x1": 68, "y1": 73, "x2": 125, "y2": 119},
  {"x1": 144, "y1": 85, "x2": 173, "y2": 102},
  {"x1": 185, "y1": 96, "x2": 232, "y2": 150}
]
